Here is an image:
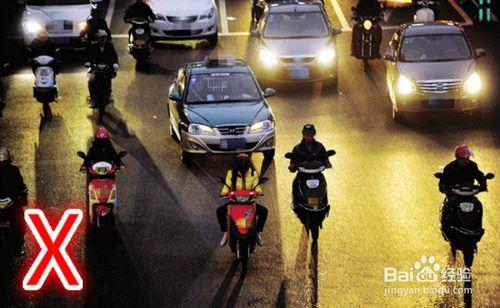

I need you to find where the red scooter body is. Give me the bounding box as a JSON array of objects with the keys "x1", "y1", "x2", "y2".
[{"x1": 228, "y1": 190, "x2": 257, "y2": 236}]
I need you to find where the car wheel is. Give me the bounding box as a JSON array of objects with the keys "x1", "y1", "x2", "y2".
[
  {"x1": 263, "y1": 149, "x2": 275, "y2": 161},
  {"x1": 208, "y1": 33, "x2": 218, "y2": 47}
]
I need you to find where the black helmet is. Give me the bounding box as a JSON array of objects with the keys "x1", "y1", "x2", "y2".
[
  {"x1": 235, "y1": 153, "x2": 251, "y2": 174},
  {"x1": 302, "y1": 124, "x2": 316, "y2": 135}
]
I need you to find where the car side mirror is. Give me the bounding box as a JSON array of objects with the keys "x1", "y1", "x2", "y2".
[
  {"x1": 118, "y1": 151, "x2": 127, "y2": 158},
  {"x1": 434, "y1": 172, "x2": 443, "y2": 179},
  {"x1": 474, "y1": 48, "x2": 486, "y2": 58},
  {"x1": 485, "y1": 173, "x2": 495, "y2": 180},
  {"x1": 326, "y1": 150, "x2": 336, "y2": 157},
  {"x1": 332, "y1": 27, "x2": 342, "y2": 35},
  {"x1": 169, "y1": 90, "x2": 182, "y2": 101},
  {"x1": 77, "y1": 151, "x2": 86, "y2": 159},
  {"x1": 263, "y1": 88, "x2": 276, "y2": 97},
  {"x1": 284, "y1": 152, "x2": 293, "y2": 159}
]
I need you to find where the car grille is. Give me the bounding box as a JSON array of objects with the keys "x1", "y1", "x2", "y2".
[
  {"x1": 216, "y1": 126, "x2": 247, "y2": 135},
  {"x1": 163, "y1": 29, "x2": 203, "y2": 36},
  {"x1": 166, "y1": 16, "x2": 198, "y2": 23},
  {"x1": 280, "y1": 57, "x2": 316, "y2": 64},
  {"x1": 45, "y1": 20, "x2": 73, "y2": 33},
  {"x1": 416, "y1": 79, "x2": 463, "y2": 93},
  {"x1": 208, "y1": 142, "x2": 257, "y2": 151}
]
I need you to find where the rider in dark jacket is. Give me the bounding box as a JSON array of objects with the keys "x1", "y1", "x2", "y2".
[
  {"x1": 355, "y1": 0, "x2": 383, "y2": 18},
  {"x1": 124, "y1": 0, "x2": 156, "y2": 35},
  {"x1": 80, "y1": 128, "x2": 126, "y2": 175},
  {"x1": 81, "y1": 8, "x2": 112, "y2": 42},
  {"x1": 288, "y1": 124, "x2": 331, "y2": 172},
  {"x1": 0, "y1": 147, "x2": 28, "y2": 254}
]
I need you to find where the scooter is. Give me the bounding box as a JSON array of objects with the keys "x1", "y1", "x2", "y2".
[
  {"x1": 0, "y1": 197, "x2": 18, "y2": 256},
  {"x1": 87, "y1": 63, "x2": 114, "y2": 122},
  {"x1": 351, "y1": 7, "x2": 382, "y2": 72},
  {"x1": 414, "y1": 0, "x2": 439, "y2": 22},
  {"x1": 77, "y1": 151, "x2": 127, "y2": 234},
  {"x1": 32, "y1": 51, "x2": 59, "y2": 118},
  {"x1": 434, "y1": 172, "x2": 494, "y2": 268},
  {"x1": 284, "y1": 150, "x2": 335, "y2": 241},
  {"x1": 217, "y1": 176, "x2": 268, "y2": 272},
  {"x1": 125, "y1": 17, "x2": 153, "y2": 62}
]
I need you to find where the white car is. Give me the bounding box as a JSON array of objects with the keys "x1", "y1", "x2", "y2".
[
  {"x1": 21, "y1": 0, "x2": 101, "y2": 47},
  {"x1": 149, "y1": 0, "x2": 218, "y2": 45}
]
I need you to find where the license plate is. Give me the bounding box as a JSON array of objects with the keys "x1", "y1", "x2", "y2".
[
  {"x1": 220, "y1": 138, "x2": 246, "y2": 150},
  {"x1": 427, "y1": 99, "x2": 454, "y2": 108},
  {"x1": 290, "y1": 69, "x2": 310, "y2": 79},
  {"x1": 308, "y1": 197, "x2": 320, "y2": 205},
  {"x1": 0, "y1": 222, "x2": 11, "y2": 228},
  {"x1": 52, "y1": 37, "x2": 70, "y2": 44},
  {"x1": 135, "y1": 39, "x2": 146, "y2": 46}
]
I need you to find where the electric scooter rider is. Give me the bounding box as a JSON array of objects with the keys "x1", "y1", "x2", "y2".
[
  {"x1": 0, "y1": 147, "x2": 28, "y2": 255},
  {"x1": 81, "y1": 8, "x2": 112, "y2": 43},
  {"x1": 29, "y1": 30, "x2": 59, "y2": 74},
  {"x1": 217, "y1": 154, "x2": 268, "y2": 247},
  {"x1": 85, "y1": 30, "x2": 118, "y2": 108},
  {"x1": 124, "y1": 0, "x2": 156, "y2": 34},
  {"x1": 438, "y1": 144, "x2": 487, "y2": 235},
  {"x1": 288, "y1": 124, "x2": 332, "y2": 215},
  {"x1": 79, "y1": 128, "x2": 126, "y2": 178}
]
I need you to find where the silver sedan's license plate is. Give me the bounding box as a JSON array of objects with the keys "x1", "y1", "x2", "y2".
[
  {"x1": 220, "y1": 138, "x2": 246, "y2": 150},
  {"x1": 290, "y1": 68, "x2": 309, "y2": 79},
  {"x1": 0, "y1": 222, "x2": 11, "y2": 228}
]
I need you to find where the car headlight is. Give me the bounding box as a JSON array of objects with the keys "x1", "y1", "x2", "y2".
[
  {"x1": 78, "y1": 21, "x2": 87, "y2": 31},
  {"x1": 318, "y1": 48, "x2": 335, "y2": 64},
  {"x1": 188, "y1": 123, "x2": 215, "y2": 135},
  {"x1": 259, "y1": 48, "x2": 278, "y2": 66},
  {"x1": 250, "y1": 120, "x2": 274, "y2": 134},
  {"x1": 200, "y1": 7, "x2": 216, "y2": 20},
  {"x1": 154, "y1": 12, "x2": 165, "y2": 21},
  {"x1": 24, "y1": 21, "x2": 43, "y2": 34},
  {"x1": 397, "y1": 75, "x2": 416, "y2": 95},
  {"x1": 463, "y1": 72, "x2": 481, "y2": 94}
]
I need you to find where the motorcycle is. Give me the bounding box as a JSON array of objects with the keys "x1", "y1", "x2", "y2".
[
  {"x1": 434, "y1": 172, "x2": 495, "y2": 268},
  {"x1": 31, "y1": 51, "x2": 59, "y2": 118},
  {"x1": 284, "y1": 150, "x2": 336, "y2": 241},
  {"x1": 87, "y1": 62, "x2": 114, "y2": 122},
  {"x1": 217, "y1": 176, "x2": 268, "y2": 272},
  {"x1": 414, "y1": 0, "x2": 439, "y2": 22},
  {"x1": 0, "y1": 197, "x2": 15, "y2": 254},
  {"x1": 77, "y1": 151, "x2": 127, "y2": 234},
  {"x1": 125, "y1": 18, "x2": 153, "y2": 62},
  {"x1": 351, "y1": 7, "x2": 382, "y2": 72}
]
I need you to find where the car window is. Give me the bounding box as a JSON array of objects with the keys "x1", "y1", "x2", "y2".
[
  {"x1": 186, "y1": 72, "x2": 262, "y2": 104},
  {"x1": 263, "y1": 11, "x2": 329, "y2": 39},
  {"x1": 400, "y1": 34, "x2": 471, "y2": 62},
  {"x1": 27, "y1": 0, "x2": 89, "y2": 4}
]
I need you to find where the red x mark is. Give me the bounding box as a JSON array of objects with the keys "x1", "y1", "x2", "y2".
[{"x1": 23, "y1": 209, "x2": 83, "y2": 291}]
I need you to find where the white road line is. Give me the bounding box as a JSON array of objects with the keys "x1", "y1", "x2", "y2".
[
  {"x1": 217, "y1": 0, "x2": 230, "y2": 34},
  {"x1": 328, "y1": 0, "x2": 351, "y2": 31},
  {"x1": 448, "y1": 0, "x2": 474, "y2": 25},
  {"x1": 105, "y1": 0, "x2": 116, "y2": 26}
]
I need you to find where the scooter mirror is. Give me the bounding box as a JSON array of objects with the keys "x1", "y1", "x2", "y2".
[
  {"x1": 284, "y1": 152, "x2": 293, "y2": 159},
  {"x1": 118, "y1": 151, "x2": 128, "y2": 158},
  {"x1": 169, "y1": 90, "x2": 182, "y2": 101},
  {"x1": 263, "y1": 88, "x2": 276, "y2": 98},
  {"x1": 485, "y1": 173, "x2": 495, "y2": 180},
  {"x1": 434, "y1": 172, "x2": 443, "y2": 179},
  {"x1": 77, "y1": 151, "x2": 86, "y2": 159},
  {"x1": 326, "y1": 150, "x2": 336, "y2": 157}
]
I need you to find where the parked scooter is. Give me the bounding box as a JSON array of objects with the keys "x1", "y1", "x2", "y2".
[
  {"x1": 284, "y1": 150, "x2": 335, "y2": 241},
  {"x1": 435, "y1": 172, "x2": 494, "y2": 268},
  {"x1": 77, "y1": 151, "x2": 127, "y2": 234},
  {"x1": 31, "y1": 49, "x2": 60, "y2": 119},
  {"x1": 414, "y1": 0, "x2": 439, "y2": 22},
  {"x1": 217, "y1": 176, "x2": 268, "y2": 272},
  {"x1": 351, "y1": 7, "x2": 382, "y2": 72},
  {"x1": 125, "y1": 17, "x2": 153, "y2": 62},
  {"x1": 87, "y1": 62, "x2": 114, "y2": 122}
]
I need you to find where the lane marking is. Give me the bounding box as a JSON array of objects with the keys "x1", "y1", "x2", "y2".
[
  {"x1": 328, "y1": 0, "x2": 351, "y2": 31},
  {"x1": 448, "y1": 0, "x2": 474, "y2": 25},
  {"x1": 105, "y1": 0, "x2": 116, "y2": 26},
  {"x1": 217, "y1": 0, "x2": 230, "y2": 34}
]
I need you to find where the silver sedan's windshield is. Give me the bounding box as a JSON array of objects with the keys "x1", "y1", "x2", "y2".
[
  {"x1": 263, "y1": 12, "x2": 329, "y2": 39},
  {"x1": 400, "y1": 34, "x2": 471, "y2": 62},
  {"x1": 186, "y1": 73, "x2": 262, "y2": 104}
]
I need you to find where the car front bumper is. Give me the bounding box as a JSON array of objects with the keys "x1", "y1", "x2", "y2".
[
  {"x1": 150, "y1": 15, "x2": 217, "y2": 40},
  {"x1": 180, "y1": 130, "x2": 275, "y2": 154},
  {"x1": 393, "y1": 90, "x2": 481, "y2": 113},
  {"x1": 257, "y1": 58, "x2": 337, "y2": 83},
  {"x1": 23, "y1": 33, "x2": 85, "y2": 49}
]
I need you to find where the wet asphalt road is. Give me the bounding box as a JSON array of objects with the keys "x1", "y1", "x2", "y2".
[{"x1": 0, "y1": 0, "x2": 499, "y2": 307}]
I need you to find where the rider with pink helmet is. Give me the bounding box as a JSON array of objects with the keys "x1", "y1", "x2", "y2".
[{"x1": 79, "y1": 127, "x2": 126, "y2": 175}]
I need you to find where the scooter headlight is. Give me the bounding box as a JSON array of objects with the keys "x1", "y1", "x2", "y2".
[
  {"x1": 234, "y1": 196, "x2": 250, "y2": 203},
  {"x1": 306, "y1": 179, "x2": 320, "y2": 189},
  {"x1": 363, "y1": 20, "x2": 373, "y2": 31}
]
